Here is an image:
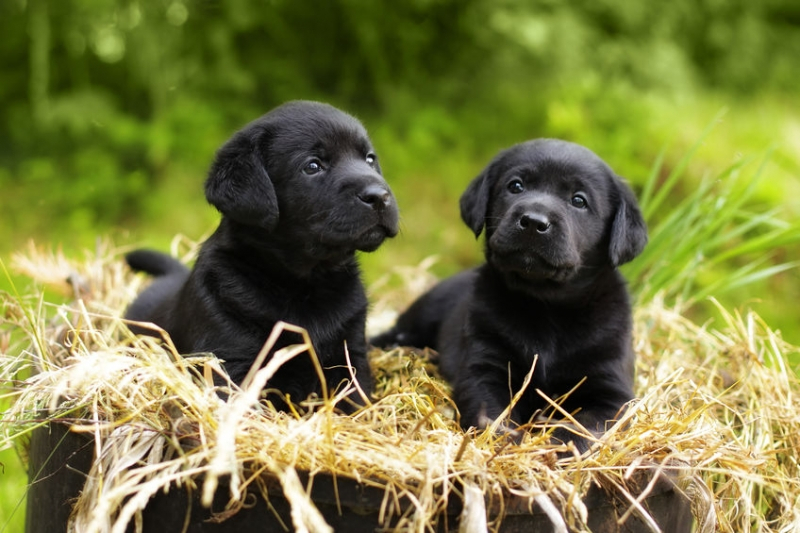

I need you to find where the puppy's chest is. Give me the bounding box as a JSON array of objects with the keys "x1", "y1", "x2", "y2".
[
  {"x1": 283, "y1": 292, "x2": 363, "y2": 330},
  {"x1": 244, "y1": 278, "x2": 366, "y2": 339},
  {"x1": 489, "y1": 303, "x2": 596, "y2": 364}
]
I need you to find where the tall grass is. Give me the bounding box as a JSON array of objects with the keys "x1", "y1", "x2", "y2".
[{"x1": 625, "y1": 115, "x2": 800, "y2": 311}]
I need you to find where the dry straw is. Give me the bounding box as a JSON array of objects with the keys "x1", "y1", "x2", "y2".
[{"x1": 2, "y1": 241, "x2": 799, "y2": 532}]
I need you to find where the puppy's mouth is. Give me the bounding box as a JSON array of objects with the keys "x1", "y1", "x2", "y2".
[
  {"x1": 353, "y1": 223, "x2": 397, "y2": 252},
  {"x1": 309, "y1": 199, "x2": 399, "y2": 253},
  {"x1": 489, "y1": 250, "x2": 578, "y2": 284},
  {"x1": 508, "y1": 263, "x2": 576, "y2": 284},
  {"x1": 315, "y1": 220, "x2": 397, "y2": 253}
]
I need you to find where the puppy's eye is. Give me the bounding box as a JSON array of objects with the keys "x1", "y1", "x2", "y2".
[
  {"x1": 303, "y1": 160, "x2": 323, "y2": 175},
  {"x1": 366, "y1": 153, "x2": 378, "y2": 167},
  {"x1": 571, "y1": 194, "x2": 588, "y2": 209},
  {"x1": 507, "y1": 179, "x2": 524, "y2": 194}
]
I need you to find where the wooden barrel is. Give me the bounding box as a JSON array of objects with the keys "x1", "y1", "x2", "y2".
[{"x1": 26, "y1": 423, "x2": 694, "y2": 533}]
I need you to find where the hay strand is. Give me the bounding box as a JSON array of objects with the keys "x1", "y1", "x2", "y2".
[{"x1": 2, "y1": 244, "x2": 800, "y2": 532}]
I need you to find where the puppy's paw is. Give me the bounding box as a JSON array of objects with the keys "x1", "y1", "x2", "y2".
[
  {"x1": 549, "y1": 424, "x2": 596, "y2": 457},
  {"x1": 477, "y1": 413, "x2": 523, "y2": 444}
]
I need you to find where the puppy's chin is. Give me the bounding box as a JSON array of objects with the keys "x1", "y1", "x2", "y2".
[
  {"x1": 315, "y1": 224, "x2": 395, "y2": 256},
  {"x1": 489, "y1": 251, "x2": 578, "y2": 285},
  {"x1": 353, "y1": 224, "x2": 396, "y2": 252},
  {"x1": 488, "y1": 251, "x2": 592, "y2": 300}
]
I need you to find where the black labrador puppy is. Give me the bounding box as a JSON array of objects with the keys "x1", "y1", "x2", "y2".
[
  {"x1": 126, "y1": 101, "x2": 399, "y2": 411},
  {"x1": 373, "y1": 139, "x2": 647, "y2": 450}
]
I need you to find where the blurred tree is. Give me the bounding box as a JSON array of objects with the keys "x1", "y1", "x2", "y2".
[{"x1": 0, "y1": 1, "x2": 798, "y2": 336}]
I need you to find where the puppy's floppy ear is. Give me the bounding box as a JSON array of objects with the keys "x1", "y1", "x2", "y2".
[
  {"x1": 609, "y1": 177, "x2": 648, "y2": 266},
  {"x1": 460, "y1": 168, "x2": 492, "y2": 238},
  {"x1": 205, "y1": 125, "x2": 279, "y2": 231}
]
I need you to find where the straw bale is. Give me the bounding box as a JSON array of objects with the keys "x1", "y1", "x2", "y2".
[{"x1": 2, "y1": 243, "x2": 799, "y2": 532}]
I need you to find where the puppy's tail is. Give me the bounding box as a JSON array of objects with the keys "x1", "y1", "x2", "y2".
[{"x1": 126, "y1": 249, "x2": 189, "y2": 277}]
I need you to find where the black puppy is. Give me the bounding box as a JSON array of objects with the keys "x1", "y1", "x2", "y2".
[
  {"x1": 126, "y1": 101, "x2": 399, "y2": 411},
  {"x1": 373, "y1": 139, "x2": 647, "y2": 450}
]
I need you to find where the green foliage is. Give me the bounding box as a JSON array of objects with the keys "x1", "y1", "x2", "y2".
[
  {"x1": 0, "y1": 446, "x2": 26, "y2": 532},
  {"x1": 626, "y1": 116, "x2": 800, "y2": 307},
  {"x1": 0, "y1": 0, "x2": 798, "y2": 331}
]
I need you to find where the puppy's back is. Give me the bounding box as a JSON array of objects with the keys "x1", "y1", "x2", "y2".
[
  {"x1": 371, "y1": 269, "x2": 477, "y2": 350},
  {"x1": 127, "y1": 250, "x2": 189, "y2": 277},
  {"x1": 125, "y1": 250, "x2": 190, "y2": 332}
]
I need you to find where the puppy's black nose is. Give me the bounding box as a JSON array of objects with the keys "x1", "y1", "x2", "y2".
[
  {"x1": 518, "y1": 212, "x2": 551, "y2": 233},
  {"x1": 358, "y1": 185, "x2": 392, "y2": 210}
]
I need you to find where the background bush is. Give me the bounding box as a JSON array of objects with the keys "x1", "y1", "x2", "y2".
[{"x1": 1, "y1": 0, "x2": 799, "y2": 332}]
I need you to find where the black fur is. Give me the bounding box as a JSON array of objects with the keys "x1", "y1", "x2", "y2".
[
  {"x1": 372, "y1": 139, "x2": 647, "y2": 451},
  {"x1": 126, "y1": 101, "x2": 399, "y2": 411}
]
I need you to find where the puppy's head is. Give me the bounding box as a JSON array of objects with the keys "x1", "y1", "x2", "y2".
[
  {"x1": 205, "y1": 101, "x2": 398, "y2": 263},
  {"x1": 461, "y1": 139, "x2": 647, "y2": 294}
]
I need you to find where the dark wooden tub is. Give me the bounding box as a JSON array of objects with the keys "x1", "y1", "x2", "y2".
[{"x1": 26, "y1": 423, "x2": 694, "y2": 532}]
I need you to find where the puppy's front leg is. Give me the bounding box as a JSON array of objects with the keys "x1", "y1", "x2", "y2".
[
  {"x1": 476, "y1": 410, "x2": 523, "y2": 443},
  {"x1": 547, "y1": 403, "x2": 627, "y2": 454},
  {"x1": 452, "y1": 358, "x2": 527, "y2": 437},
  {"x1": 328, "y1": 315, "x2": 374, "y2": 413}
]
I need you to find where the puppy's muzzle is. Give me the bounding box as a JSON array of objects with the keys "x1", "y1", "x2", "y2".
[
  {"x1": 358, "y1": 184, "x2": 393, "y2": 211},
  {"x1": 517, "y1": 211, "x2": 551, "y2": 234}
]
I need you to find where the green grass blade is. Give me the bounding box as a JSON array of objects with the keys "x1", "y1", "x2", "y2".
[
  {"x1": 638, "y1": 146, "x2": 666, "y2": 211},
  {"x1": 629, "y1": 134, "x2": 800, "y2": 310},
  {"x1": 641, "y1": 108, "x2": 728, "y2": 220},
  {"x1": 694, "y1": 261, "x2": 800, "y2": 302}
]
